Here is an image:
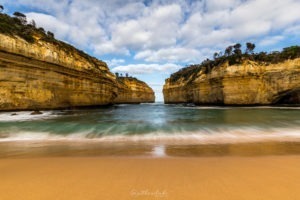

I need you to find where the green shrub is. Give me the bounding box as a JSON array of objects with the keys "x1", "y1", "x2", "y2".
[
  {"x1": 0, "y1": 12, "x2": 105, "y2": 68},
  {"x1": 170, "y1": 43, "x2": 300, "y2": 83}
]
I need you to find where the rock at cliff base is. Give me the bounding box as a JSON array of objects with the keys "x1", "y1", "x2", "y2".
[{"x1": 30, "y1": 110, "x2": 43, "y2": 115}]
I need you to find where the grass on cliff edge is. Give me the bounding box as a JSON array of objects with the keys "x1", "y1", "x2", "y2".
[
  {"x1": 0, "y1": 12, "x2": 106, "y2": 69},
  {"x1": 116, "y1": 77, "x2": 149, "y2": 86},
  {"x1": 170, "y1": 45, "x2": 300, "y2": 83}
]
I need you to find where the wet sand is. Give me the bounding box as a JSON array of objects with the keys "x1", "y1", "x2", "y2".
[
  {"x1": 2, "y1": 140, "x2": 300, "y2": 158},
  {"x1": 1, "y1": 156, "x2": 300, "y2": 200}
]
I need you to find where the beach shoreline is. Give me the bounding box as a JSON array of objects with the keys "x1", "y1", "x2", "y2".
[
  {"x1": 1, "y1": 155, "x2": 300, "y2": 200},
  {"x1": 1, "y1": 140, "x2": 300, "y2": 158}
]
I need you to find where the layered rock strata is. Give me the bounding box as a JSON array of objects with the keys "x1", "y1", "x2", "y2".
[
  {"x1": 163, "y1": 59, "x2": 300, "y2": 105},
  {"x1": 0, "y1": 34, "x2": 154, "y2": 110},
  {"x1": 114, "y1": 77, "x2": 155, "y2": 104},
  {"x1": 0, "y1": 35, "x2": 114, "y2": 110}
]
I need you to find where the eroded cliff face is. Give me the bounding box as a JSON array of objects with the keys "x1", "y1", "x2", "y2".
[
  {"x1": 163, "y1": 59, "x2": 300, "y2": 105},
  {"x1": 0, "y1": 34, "x2": 118, "y2": 110},
  {"x1": 115, "y1": 77, "x2": 155, "y2": 104}
]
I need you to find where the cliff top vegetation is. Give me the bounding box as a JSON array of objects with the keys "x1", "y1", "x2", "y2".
[
  {"x1": 114, "y1": 72, "x2": 142, "y2": 82},
  {"x1": 114, "y1": 73, "x2": 150, "y2": 88},
  {"x1": 117, "y1": 76, "x2": 145, "y2": 84},
  {"x1": 0, "y1": 7, "x2": 106, "y2": 68},
  {"x1": 170, "y1": 43, "x2": 300, "y2": 83}
]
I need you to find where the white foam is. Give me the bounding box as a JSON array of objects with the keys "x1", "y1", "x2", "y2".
[
  {"x1": 152, "y1": 145, "x2": 166, "y2": 157},
  {"x1": 4, "y1": 132, "x2": 60, "y2": 141},
  {"x1": 0, "y1": 111, "x2": 58, "y2": 122},
  {"x1": 1, "y1": 127, "x2": 300, "y2": 144}
]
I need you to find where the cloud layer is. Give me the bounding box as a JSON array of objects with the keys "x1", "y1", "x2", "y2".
[
  {"x1": 112, "y1": 63, "x2": 181, "y2": 74},
  {"x1": 3, "y1": 0, "x2": 300, "y2": 73}
]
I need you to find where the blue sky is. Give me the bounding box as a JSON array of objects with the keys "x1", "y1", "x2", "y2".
[{"x1": 1, "y1": 0, "x2": 300, "y2": 101}]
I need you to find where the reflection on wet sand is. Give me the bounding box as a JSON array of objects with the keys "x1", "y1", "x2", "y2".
[
  {"x1": 1, "y1": 141, "x2": 300, "y2": 158},
  {"x1": 165, "y1": 141, "x2": 300, "y2": 157}
]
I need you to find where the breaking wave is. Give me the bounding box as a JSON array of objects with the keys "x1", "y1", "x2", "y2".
[{"x1": 1, "y1": 127, "x2": 300, "y2": 144}]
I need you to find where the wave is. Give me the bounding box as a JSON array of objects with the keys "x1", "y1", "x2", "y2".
[
  {"x1": 1, "y1": 127, "x2": 300, "y2": 144},
  {"x1": 0, "y1": 111, "x2": 59, "y2": 122}
]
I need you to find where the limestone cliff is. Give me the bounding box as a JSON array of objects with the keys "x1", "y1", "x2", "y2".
[
  {"x1": 0, "y1": 9, "x2": 156, "y2": 110},
  {"x1": 163, "y1": 59, "x2": 300, "y2": 105},
  {"x1": 0, "y1": 33, "x2": 119, "y2": 110},
  {"x1": 114, "y1": 77, "x2": 155, "y2": 104}
]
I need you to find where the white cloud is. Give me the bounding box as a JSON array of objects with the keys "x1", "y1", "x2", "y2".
[
  {"x1": 205, "y1": 0, "x2": 242, "y2": 12},
  {"x1": 180, "y1": 0, "x2": 300, "y2": 48},
  {"x1": 112, "y1": 63, "x2": 181, "y2": 74},
  {"x1": 284, "y1": 25, "x2": 300, "y2": 36},
  {"x1": 26, "y1": 13, "x2": 71, "y2": 39},
  {"x1": 105, "y1": 59, "x2": 125, "y2": 67},
  {"x1": 259, "y1": 36, "x2": 285, "y2": 46},
  {"x1": 2, "y1": 0, "x2": 300, "y2": 68},
  {"x1": 110, "y1": 3, "x2": 182, "y2": 50},
  {"x1": 93, "y1": 42, "x2": 130, "y2": 55},
  {"x1": 26, "y1": 11, "x2": 107, "y2": 48},
  {"x1": 134, "y1": 47, "x2": 205, "y2": 63}
]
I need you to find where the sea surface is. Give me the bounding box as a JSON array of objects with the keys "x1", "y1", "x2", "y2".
[{"x1": 0, "y1": 103, "x2": 300, "y2": 157}]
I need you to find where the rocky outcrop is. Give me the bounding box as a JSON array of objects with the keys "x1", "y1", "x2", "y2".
[
  {"x1": 114, "y1": 77, "x2": 155, "y2": 104},
  {"x1": 0, "y1": 34, "x2": 117, "y2": 110},
  {"x1": 0, "y1": 32, "x2": 156, "y2": 110},
  {"x1": 0, "y1": 34, "x2": 118, "y2": 110},
  {"x1": 163, "y1": 59, "x2": 300, "y2": 105}
]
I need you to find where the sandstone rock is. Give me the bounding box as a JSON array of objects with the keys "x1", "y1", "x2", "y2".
[
  {"x1": 0, "y1": 33, "x2": 155, "y2": 110},
  {"x1": 163, "y1": 59, "x2": 300, "y2": 105},
  {"x1": 0, "y1": 34, "x2": 118, "y2": 110},
  {"x1": 30, "y1": 110, "x2": 43, "y2": 115},
  {"x1": 115, "y1": 77, "x2": 155, "y2": 104}
]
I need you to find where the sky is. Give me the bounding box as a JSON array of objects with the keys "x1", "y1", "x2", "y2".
[{"x1": 1, "y1": 0, "x2": 300, "y2": 101}]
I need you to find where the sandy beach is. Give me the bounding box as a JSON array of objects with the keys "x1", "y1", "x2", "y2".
[{"x1": 1, "y1": 155, "x2": 300, "y2": 200}]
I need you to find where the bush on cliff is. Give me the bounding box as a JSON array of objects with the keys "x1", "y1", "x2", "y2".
[
  {"x1": 170, "y1": 43, "x2": 300, "y2": 83},
  {"x1": 0, "y1": 12, "x2": 36, "y2": 43},
  {"x1": 0, "y1": 10, "x2": 107, "y2": 69}
]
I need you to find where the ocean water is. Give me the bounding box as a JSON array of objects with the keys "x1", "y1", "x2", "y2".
[{"x1": 0, "y1": 103, "x2": 300, "y2": 157}]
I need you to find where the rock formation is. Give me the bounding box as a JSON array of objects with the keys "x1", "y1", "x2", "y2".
[
  {"x1": 0, "y1": 33, "x2": 118, "y2": 110},
  {"x1": 0, "y1": 33, "x2": 154, "y2": 110},
  {"x1": 114, "y1": 77, "x2": 155, "y2": 104},
  {"x1": 163, "y1": 59, "x2": 300, "y2": 105}
]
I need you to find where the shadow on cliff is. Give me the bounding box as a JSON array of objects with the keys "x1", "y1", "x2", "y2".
[{"x1": 272, "y1": 89, "x2": 300, "y2": 105}]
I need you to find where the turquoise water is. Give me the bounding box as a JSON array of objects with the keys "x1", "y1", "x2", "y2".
[{"x1": 0, "y1": 103, "x2": 299, "y2": 143}]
